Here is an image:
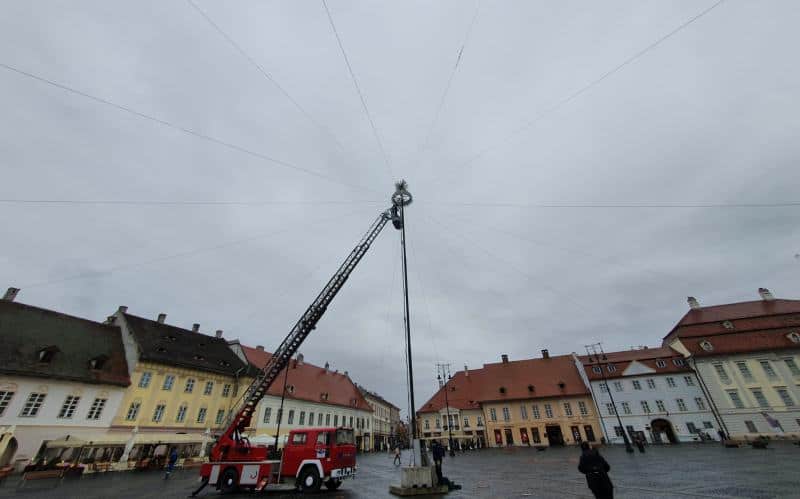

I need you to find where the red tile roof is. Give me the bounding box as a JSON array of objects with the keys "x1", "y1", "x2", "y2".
[
  {"x1": 240, "y1": 345, "x2": 371, "y2": 412},
  {"x1": 418, "y1": 355, "x2": 588, "y2": 414},
  {"x1": 663, "y1": 298, "x2": 800, "y2": 357},
  {"x1": 578, "y1": 346, "x2": 690, "y2": 380}
]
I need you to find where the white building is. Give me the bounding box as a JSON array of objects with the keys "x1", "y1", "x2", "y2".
[
  {"x1": 0, "y1": 289, "x2": 131, "y2": 470},
  {"x1": 664, "y1": 290, "x2": 800, "y2": 439},
  {"x1": 357, "y1": 386, "x2": 400, "y2": 451},
  {"x1": 576, "y1": 347, "x2": 720, "y2": 444},
  {"x1": 227, "y1": 342, "x2": 373, "y2": 450}
]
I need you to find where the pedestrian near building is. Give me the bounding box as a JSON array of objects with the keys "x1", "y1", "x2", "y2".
[
  {"x1": 393, "y1": 446, "x2": 401, "y2": 466},
  {"x1": 164, "y1": 448, "x2": 178, "y2": 479},
  {"x1": 634, "y1": 434, "x2": 645, "y2": 453},
  {"x1": 578, "y1": 442, "x2": 613, "y2": 499}
]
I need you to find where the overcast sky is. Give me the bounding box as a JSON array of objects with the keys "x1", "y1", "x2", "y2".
[{"x1": 1, "y1": 0, "x2": 798, "y2": 418}]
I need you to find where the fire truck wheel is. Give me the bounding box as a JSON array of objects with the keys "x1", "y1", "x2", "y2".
[
  {"x1": 298, "y1": 466, "x2": 321, "y2": 493},
  {"x1": 220, "y1": 467, "x2": 239, "y2": 493},
  {"x1": 324, "y1": 479, "x2": 342, "y2": 490}
]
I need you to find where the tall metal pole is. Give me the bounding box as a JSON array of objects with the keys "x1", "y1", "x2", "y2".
[
  {"x1": 392, "y1": 180, "x2": 418, "y2": 465},
  {"x1": 437, "y1": 363, "x2": 455, "y2": 457}
]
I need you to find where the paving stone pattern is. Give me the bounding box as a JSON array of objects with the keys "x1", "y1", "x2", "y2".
[{"x1": 0, "y1": 443, "x2": 797, "y2": 498}]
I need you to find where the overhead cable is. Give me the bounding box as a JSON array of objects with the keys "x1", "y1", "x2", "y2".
[
  {"x1": 0, "y1": 62, "x2": 378, "y2": 195},
  {"x1": 426, "y1": 0, "x2": 726, "y2": 187},
  {"x1": 321, "y1": 0, "x2": 393, "y2": 179},
  {"x1": 21, "y1": 206, "x2": 369, "y2": 289},
  {"x1": 186, "y1": 0, "x2": 349, "y2": 154}
]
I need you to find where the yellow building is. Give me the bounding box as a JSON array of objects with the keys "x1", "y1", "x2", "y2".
[
  {"x1": 108, "y1": 308, "x2": 252, "y2": 463},
  {"x1": 418, "y1": 352, "x2": 602, "y2": 449}
]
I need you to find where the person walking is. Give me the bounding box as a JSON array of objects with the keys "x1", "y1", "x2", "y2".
[
  {"x1": 578, "y1": 442, "x2": 613, "y2": 499},
  {"x1": 634, "y1": 434, "x2": 646, "y2": 453},
  {"x1": 164, "y1": 447, "x2": 179, "y2": 479},
  {"x1": 431, "y1": 441, "x2": 445, "y2": 484},
  {"x1": 393, "y1": 446, "x2": 402, "y2": 466}
]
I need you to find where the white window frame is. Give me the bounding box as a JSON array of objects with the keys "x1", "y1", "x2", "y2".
[
  {"x1": 58, "y1": 395, "x2": 80, "y2": 419},
  {"x1": 86, "y1": 398, "x2": 107, "y2": 420},
  {"x1": 20, "y1": 392, "x2": 46, "y2": 417}
]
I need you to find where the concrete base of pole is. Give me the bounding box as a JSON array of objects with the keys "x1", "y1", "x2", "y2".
[{"x1": 389, "y1": 465, "x2": 448, "y2": 496}]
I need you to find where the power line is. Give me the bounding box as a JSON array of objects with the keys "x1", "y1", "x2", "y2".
[
  {"x1": 426, "y1": 0, "x2": 726, "y2": 187},
  {"x1": 186, "y1": 0, "x2": 349, "y2": 154},
  {"x1": 0, "y1": 62, "x2": 379, "y2": 195},
  {"x1": 321, "y1": 0, "x2": 393, "y2": 180},
  {"x1": 21, "y1": 206, "x2": 369, "y2": 289},
  {"x1": 423, "y1": 200, "x2": 800, "y2": 209},
  {"x1": 0, "y1": 199, "x2": 382, "y2": 207},
  {"x1": 418, "y1": 0, "x2": 480, "y2": 155}
]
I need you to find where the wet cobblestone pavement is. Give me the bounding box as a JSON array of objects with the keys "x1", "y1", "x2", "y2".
[{"x1": 1, "y1": 443, "x2": 798, "y2": 498}]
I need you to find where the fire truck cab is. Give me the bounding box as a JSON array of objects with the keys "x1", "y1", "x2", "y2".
[{"x1": 198, "y1": 427, "x2": 357, "y2": 493}]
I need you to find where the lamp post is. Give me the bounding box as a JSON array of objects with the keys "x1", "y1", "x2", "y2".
[
  {"x1": 585, "y1": 343, "x2": 634, "y2": 453},
  {"x1": 437, "y1": 365, "x2": 455, "y2": 457}
]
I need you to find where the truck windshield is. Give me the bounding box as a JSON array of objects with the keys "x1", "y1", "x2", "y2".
[{"x1": 335, "y1": 429, "x2": 355, "y2": 445}]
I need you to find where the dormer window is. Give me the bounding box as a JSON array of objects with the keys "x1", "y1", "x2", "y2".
[
  {"x1": 656, "y1": 360, "x2": 667, "y2": 368},
  {"x1": 156, "y1": 347, "x2": 167, "y2": 353},
  {"x1": 699, "y1": 340, "x2": 714, "y2": 352},
  {"x1": 287, "y1": 385, "x2": 295, "y2": 394},
  {"x1": 166, "y1": 335, "x2": 177, "y2": 342},
  {"x1": 558, "y1": 381, "x2": 566, "y2": 390},
  {"x1": 673, "y1": 358, "x2": 685, "y2": 367},
  {"x1": 787, "y1": 332, "x2": 800, "y2": 344},
  {"x1": 193, "y1": 354, "x2": 205, "y2": 361},
  {"x1": 499, "y1": 386, "x2": 506, "y2": 394},
  {"x1": 607, "y1": 364, "x2": 617, "y2": 373},
  {"x1": 88, "y1": 355, "x2": 108, "y2": 370},
  {"x1": 38, "y1": 346, "x2": 59, "y2": 363},
  {"x1": 592, "y1": 366, "x2": 602, "y2": 374},
  {"x1": 527, "y1": 384, "x2": 535, "y2": 393},
  {"x1": 722, "y1": 320, "x2": 734, "y2": 330},
  {"x1": 218, "y1": 360, "x2": 231, "y2": 367}
]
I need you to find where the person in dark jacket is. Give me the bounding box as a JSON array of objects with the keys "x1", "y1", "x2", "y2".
[
  {"x1": 578, "y1": 442, "x2": 613, "y2": 499},
  {"x1": 431, "y1": 441, "x2": 445, "y2": 483}
]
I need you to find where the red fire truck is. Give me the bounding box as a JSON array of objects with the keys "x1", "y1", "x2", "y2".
[
  {"x1": 198, "y1": 427, "x2": 357, "y2": 493},
  {"x1": 192, "y1": 182, "x2": 412, "y2": 495}
]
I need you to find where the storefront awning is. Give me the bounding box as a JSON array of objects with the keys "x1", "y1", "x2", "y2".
[
  {"x1": 133, "y1": 432, "x2": 206, "y2": 445},
  {"x1": 45, "y1": 434, "x2": 130, "y2": 448}
]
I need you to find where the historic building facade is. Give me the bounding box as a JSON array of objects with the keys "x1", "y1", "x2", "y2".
[
  {"x1": 575, "y1": 347, "x2": 719, "y2": 444},
  {"x1": 664, "y1": 289, "x2": 800, "y2": 439},
  {"x1": 418, "y1": 352, "x2": 602, "y2": 449},
  {"x1": 0, "y1": 290, "x2": 130, "y2": 470},
  {"x1": 108, "y1": 308, "x2": 250, "y2": 460},
  {"x1": 358, "y1": 386, "x2": 400, "y2": 451},
  {"x1": 228, "y1": 342, "x2": 372, "y2": 451}
]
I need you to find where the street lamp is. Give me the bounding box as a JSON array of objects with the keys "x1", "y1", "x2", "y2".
[
  {"x1": 437, "y1": 372, "x2": 456, "y2": 457},
  {"x1": 586, "y1": 344, "x2": 634, "y2": 454}
]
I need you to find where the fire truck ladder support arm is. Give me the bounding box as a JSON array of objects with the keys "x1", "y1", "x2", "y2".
[{"x1": 211, "y1": 182, "x2": 411, "y2": 462}]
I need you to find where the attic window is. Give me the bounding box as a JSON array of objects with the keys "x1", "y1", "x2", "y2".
[
  {"x1": 673, "y1": 358, "x2": 685, "y2": 367},
  {"x1": 193, "y1": 354, "x2": 205, "y2": 361},
  {"x1": 558, "y1": 381, "x2": 566, "y2": 390},
  {"x1": 656, "y1": 360, "x2": 667, "y2": 368},
  {"x1": 38, "y1": 346, "x2": 59, "y2": 363},
  {"x1": 198, "y1": 343, "x2": 206, "y2": 348},
  {"x1": 606, "y1": 364, "x2": 617, "y2": 373},
  {"x1": 699, "y1": 340, "x2": 714, "y2": 352},
  {"x1": 287, "y1": 385, "x2": 295, "y2": 394},
  {"x1": 722, "y1": 320, "x2": 734, "y2": 330},
  {"x1": 321, "y1": 392, "x2": 329, "y2": 401},
  {"x1": 499, "y1": 386, "x2": 506, "y2": 394},
  {"x1": 592, "y1": 366, "x2": 602, "y2": 374},
  {"x1": 166, "y1": 335, "x2": 177, "y2": 342},
  {"x1": 787, "y1": 332, "x2": 800, "y2": 344},
  {"x1": 527, "y1": 384, "x2": 535, "y2": 393},
  {"x1": 156, "y1": 347, "x2": 167, "y2": 353},
  {"x1": 219, "y1": 360, "x2": 231, "y2": 367},
  {"x1": 89, "y1": 355, "x2": 108, "y2": 370}
]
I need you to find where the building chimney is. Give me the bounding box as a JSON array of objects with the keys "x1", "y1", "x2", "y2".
[
  {"x1": 324, "y1": 362, "x2": 330, "y2": 371},
  {"x1": 215, "y1": 329, "x2": 223, "y2": 338},
  {"x1": 104, "y1": 315, "x2": 116, "y2": 325},
  {"x1": 157, "y1": 313, "x2": 167, "y2": 324},
  {"x1": 192, "y1": 323, "x2": 200, "y2": 332},
  {"x1": 501, "y1": 354, "x2": 509, "y2": 364},
  {"x1": 297, "y1": 353, "x2": 304, "y2": 366},
  {"x1": 118, "y1": 305, "x2": 128, "y2": 314},
  {"x1": 2, "y1": 287, "x2": 20, "y2": 302},
  {"x1": 464, "y1": 365, "x2": 469, "y2": 376},
  {"x1": 758, "y1": 288, "x2": 775, "y2": 301},
  {"x1": 687, "y1": 296, "x2": 700, "y2": 310},
  {"x1": 344, "y1": 370, "x2": 349, "y2": 377},
  {"x1": 541, "y1": 349, "x2": 550, "y2": 359},
  {"x1": 256, "y1": 345, "x2": 264, "y2": 351}
]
